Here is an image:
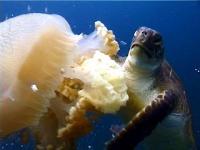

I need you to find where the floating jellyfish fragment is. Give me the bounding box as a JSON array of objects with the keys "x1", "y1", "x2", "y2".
[
  {"x1": 27, "y1": 5, "x2": 31, "y2": 12},
  {"x1": 120, "y1": 40, "x2": 127, "y2": 46},
  {"x1": 44, "y1": 7, "x2": 48, "y2": 13},
  {"x1": 110, "y1": 124, "x2": 124, "y2": 135}
]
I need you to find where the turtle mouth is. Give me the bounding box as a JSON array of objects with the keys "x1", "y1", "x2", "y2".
[{"x1": 131, "y1": 42, "x2": 153, "y2": 58}]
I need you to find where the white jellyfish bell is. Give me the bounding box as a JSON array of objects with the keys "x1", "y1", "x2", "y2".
[{"x1": 0, "y1": 13, "x2": 78, "y2": 137}]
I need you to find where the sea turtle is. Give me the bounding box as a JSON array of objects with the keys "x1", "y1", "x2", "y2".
[{"x1": 106, "y1": 27, "x2": 196, "y2": 150}]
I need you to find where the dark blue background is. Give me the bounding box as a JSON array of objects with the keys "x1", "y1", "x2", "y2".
[{"x1": 0, "y1": 1, "x2": 200, "y2": 149}]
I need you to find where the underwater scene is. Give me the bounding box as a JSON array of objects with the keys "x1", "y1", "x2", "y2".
[{"x1": 0, "y1": 1, "x2": 200, "y2": 150}]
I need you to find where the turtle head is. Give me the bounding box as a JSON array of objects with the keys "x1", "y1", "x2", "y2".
[{"x1": 129, "y1": 27, "x2": 164, "y2": 70}]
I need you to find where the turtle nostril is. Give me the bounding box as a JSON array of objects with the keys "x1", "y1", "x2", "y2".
[{"x1": 142, "y1": 31, "x2": 148, "y2": 37}]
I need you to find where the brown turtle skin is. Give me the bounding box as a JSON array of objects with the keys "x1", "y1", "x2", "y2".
[{"x1": 107, "y1": 27, "x2": 196, "y2": 150}]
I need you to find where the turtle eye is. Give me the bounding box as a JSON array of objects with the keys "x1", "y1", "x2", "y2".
[{"x1": 153, "y1": 34, "x2": 162, "y2": 44}]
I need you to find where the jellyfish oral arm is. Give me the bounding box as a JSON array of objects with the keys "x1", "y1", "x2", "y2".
[
  {"x1": 106, "y1": 90, "x2": 177, "y2": 150},
  {"x1": 74, "y1": 21, "x2": 119, "y2": 62}
]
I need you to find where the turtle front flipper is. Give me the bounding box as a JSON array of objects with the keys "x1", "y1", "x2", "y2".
[{"x1": 106, "y1": 90, "x2": 177, "y2": 150}]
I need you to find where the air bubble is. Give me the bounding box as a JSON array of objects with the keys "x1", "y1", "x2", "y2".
[
  {"x1": 194, "y1": 68, "x2": 200, "y2": 73},
  {"x1": 88, "y1": 145, "x2": 92, "y2": 149},
  {"x1": 60, "y1": 68, "x2": 65, "y2": 74},
  {"x1": 9, "y1": 96, "x2": 15, "y2": 101},
  {"x1": 31, "y1": 84, "x2": 38, "y2": 92}
]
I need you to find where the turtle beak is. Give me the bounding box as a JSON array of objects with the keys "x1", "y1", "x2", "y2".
[{"x1": 131, "y1": 27, "x2": 164, "y2": 59}]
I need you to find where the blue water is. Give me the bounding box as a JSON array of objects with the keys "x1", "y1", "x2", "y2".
[{"x1": 0, "y1": 1, "x2": 200, "y2": 150}]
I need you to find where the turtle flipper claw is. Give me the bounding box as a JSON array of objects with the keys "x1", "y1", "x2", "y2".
[{"x1": 106, "y1": 90, "x2": 177, "y2": 150}]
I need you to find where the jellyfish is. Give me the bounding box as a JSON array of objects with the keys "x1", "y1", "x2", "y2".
[{"x1": 0, "y1": 13, "x2": 128, "y2": 149}]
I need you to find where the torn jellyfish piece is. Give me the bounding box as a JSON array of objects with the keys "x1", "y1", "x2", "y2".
[
  {"x1": 110, "y1": 124, "x2": 125, "y2": 136},
  {"x1": 65, "y1": 51, "x2": 129, "y2": 114}
]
